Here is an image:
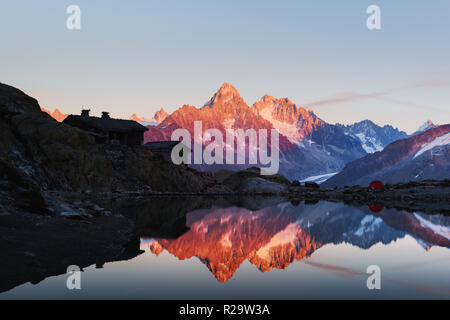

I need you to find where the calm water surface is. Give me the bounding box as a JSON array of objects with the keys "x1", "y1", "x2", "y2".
[{"x1": 1, "y1": 199, "x2": 450, "y2": 299}]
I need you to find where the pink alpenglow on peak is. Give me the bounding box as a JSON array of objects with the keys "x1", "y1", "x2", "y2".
[
  {"x1": 143, "y1": 83, "x2": 372, "y2": 181},
  {"x1": 129, "y1": 113, "x2": 145, "y2": 122},
  {"x1": 202, "y1": 83, "x2": 247, "y2": 113},
  {"x1": 153, "y1": 108, "x2": 168, "y2": 123},
  {"x1": 412, "y1": 120, "x2": 437, "y2": 136},
  {"x1": 252, "y1": 94, "x2": 324, "y2": 143},
  {"x1": 129, "y1": 108, "x2": 168, "y2": 125},
  {"x1": 40, "y1": 107, "x2": 68, "y2": 122}
]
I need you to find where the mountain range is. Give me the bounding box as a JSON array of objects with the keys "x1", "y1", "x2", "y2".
[
  {"x1": 41, "y1": 83, "x2": 446, "y2": 183},
  {"x1": 323, "y1": 124, "x2": 450, "y2": 187},
  {"x1": 129, "y1": 108, "x2": 168, "y2": 126},
  {"x1": 143, "y1": 83, "x2": 425, "y2": 181},
  {"x1": 336, "y1": 120, "x2": 408, "y2": 153}
]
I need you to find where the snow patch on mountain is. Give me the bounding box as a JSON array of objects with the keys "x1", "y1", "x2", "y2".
[
  {"x1": 413, "y1": 132, "x2": 450, "y2": 159},
  {"x1": 223, "y1": 118, "x2": 236, "y2": 130},
  {"x1": 414, "y1": 213, "x2": 450, "y2": 240},
  {"x1": 355, "y1": 133, "x2": 384, "y2": 153},
  {"x1": 258, "y1": 107, "x2": 303, "y2": 143},
  {"x1": 220, "y1": 231, "x2": 233, "y2": 248},
  {"x1": 140, "y1": 121, "x2": 159, "y2": 126},
  {"x1": 300, "y1": 172, "x2": 338, "y2": 184},
  {"x1": 255, "y1": 223, "x2": 301, "y2": 260},
  {"x1": 338, "y1": 120, "x2": 407, "y2": 154},
  {"x1": 354, "y1": 216, "x2": 383, "y2": 237}
]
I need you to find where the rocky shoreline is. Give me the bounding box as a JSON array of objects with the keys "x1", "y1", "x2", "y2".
[
  {"x1": 89, "y1": 178, "x2": 450, "y2": 215},
  {"x1": 287, "y1": 179, "x2": 450, "y2": 215}
]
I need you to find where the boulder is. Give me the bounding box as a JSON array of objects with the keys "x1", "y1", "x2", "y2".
[
  {"x1": 291, "y1": 180, "x2": 301, "y2": 187},
  {"x1": 305, "y1": 181, "x2": 320, "y2": 189},
  {"x1": 238, "y1": 177, "x2": 288, "y2": 194},
  {"x1": 221, "y1": 166, "x2": 291, "y2": 191}
]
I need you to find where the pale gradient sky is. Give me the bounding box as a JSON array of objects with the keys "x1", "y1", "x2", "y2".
[{"x1": 1, "y1": 0, "x2": 449, "y2": 133}]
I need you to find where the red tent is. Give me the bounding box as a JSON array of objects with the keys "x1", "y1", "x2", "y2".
[
  {"x1": 368, "y1": 203, "x2": 384, "y2": 213},
  {"x1": 369, "y1": 180, "x2": 385, "y2": 190}
]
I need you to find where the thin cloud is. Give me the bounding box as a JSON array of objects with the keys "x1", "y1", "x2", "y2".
[
  {"x1": 305, "y1": 78, "x2": 450, "y2": 109},
  {"x1": 305, "y1": 90, "x2": 387, "y2": 108},
  {"x1": 304, "y1": 259, "x2": 450, "y2": 297},
  {"x1": 412, "y1": 79, "x2": 450, "y2": 89},
  {"x1": 303, "y1": 260, "x2": 366, "y2": 278},
  {"x1": 373, "y1": 96, "x2": 444, "y2": 113}
]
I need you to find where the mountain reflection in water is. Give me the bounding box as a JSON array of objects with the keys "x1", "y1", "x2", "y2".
[
  {"x1": 140, "y1": 201, "x2": 450, "y2": 283},
  {"x1": 2, "y1": 199, "x2": 450, "y2": 299}
]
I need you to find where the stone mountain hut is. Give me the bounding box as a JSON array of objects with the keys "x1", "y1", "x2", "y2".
[{"x1": 63, "y1": 109, "x2": 148, "y2": 146}]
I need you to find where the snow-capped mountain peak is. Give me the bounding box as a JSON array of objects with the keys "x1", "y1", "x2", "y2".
[
  {"x1": 129, "y1": 108, "x2": 169, "y2": 126},
  {"x1": 252, "y1": 95, "x2": 324, "y2": 143},
  {"x1": 412, "y1": 120, "x2": 437, "y2": 136},
  {"x1": 337, "y1": 120, "x2": 408, "y2": 154}
]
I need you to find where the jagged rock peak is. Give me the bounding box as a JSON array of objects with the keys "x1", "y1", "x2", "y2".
[
  {"x1": 153, "y1": 108, "x2": 168, "y2": 122},
  {"x1": 203, "y1": 83, "x2": 246, "y2": 109}
]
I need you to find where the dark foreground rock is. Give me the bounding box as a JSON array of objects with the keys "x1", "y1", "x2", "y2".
[
  {"x1": 0, "y1": 204, "x2": 139, "y2": 294},
  {"x1": 0, "y1": 82, "x2": 219, "y2": 194}
]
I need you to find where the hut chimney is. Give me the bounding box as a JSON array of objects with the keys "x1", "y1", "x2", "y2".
[
  {"x1": 81, "y1": 109, "x2": 90, "y2": 117},
  {"x1": 101, "y1": 112, "x2": 110, "y2": 119}
]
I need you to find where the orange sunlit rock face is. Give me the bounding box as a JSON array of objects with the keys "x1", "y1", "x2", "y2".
[
  {"x1": 253, "y1": 94, "x2": 324, "y2": 141},
  {"x1": 141, "y1": 206, "x2": 321, "y2": 282},
  {"x1": 143, "y1": 83, "x2": 313, "y2": 152},
  {"x1": 129, "y1": 108, "x2": 168, "y2": 124},
  {"x1": 41, "y1": 108, "x2": 68, "y2": 122},
  {"x1": 149, "y1": 241, "x2": 164, "y2": 256}
]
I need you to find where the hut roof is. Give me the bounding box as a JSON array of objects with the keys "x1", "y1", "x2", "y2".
[{"x1": 64, "y1": 115, "x2": 148, "y2": 133}]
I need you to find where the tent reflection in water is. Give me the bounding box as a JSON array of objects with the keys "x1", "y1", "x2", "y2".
[
  {"x1": 369, "y1": 180, "x2": 385, "y2": 190},
  {"x1": 368, "y1": 203, "x2": 384, "y2": 213}
]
